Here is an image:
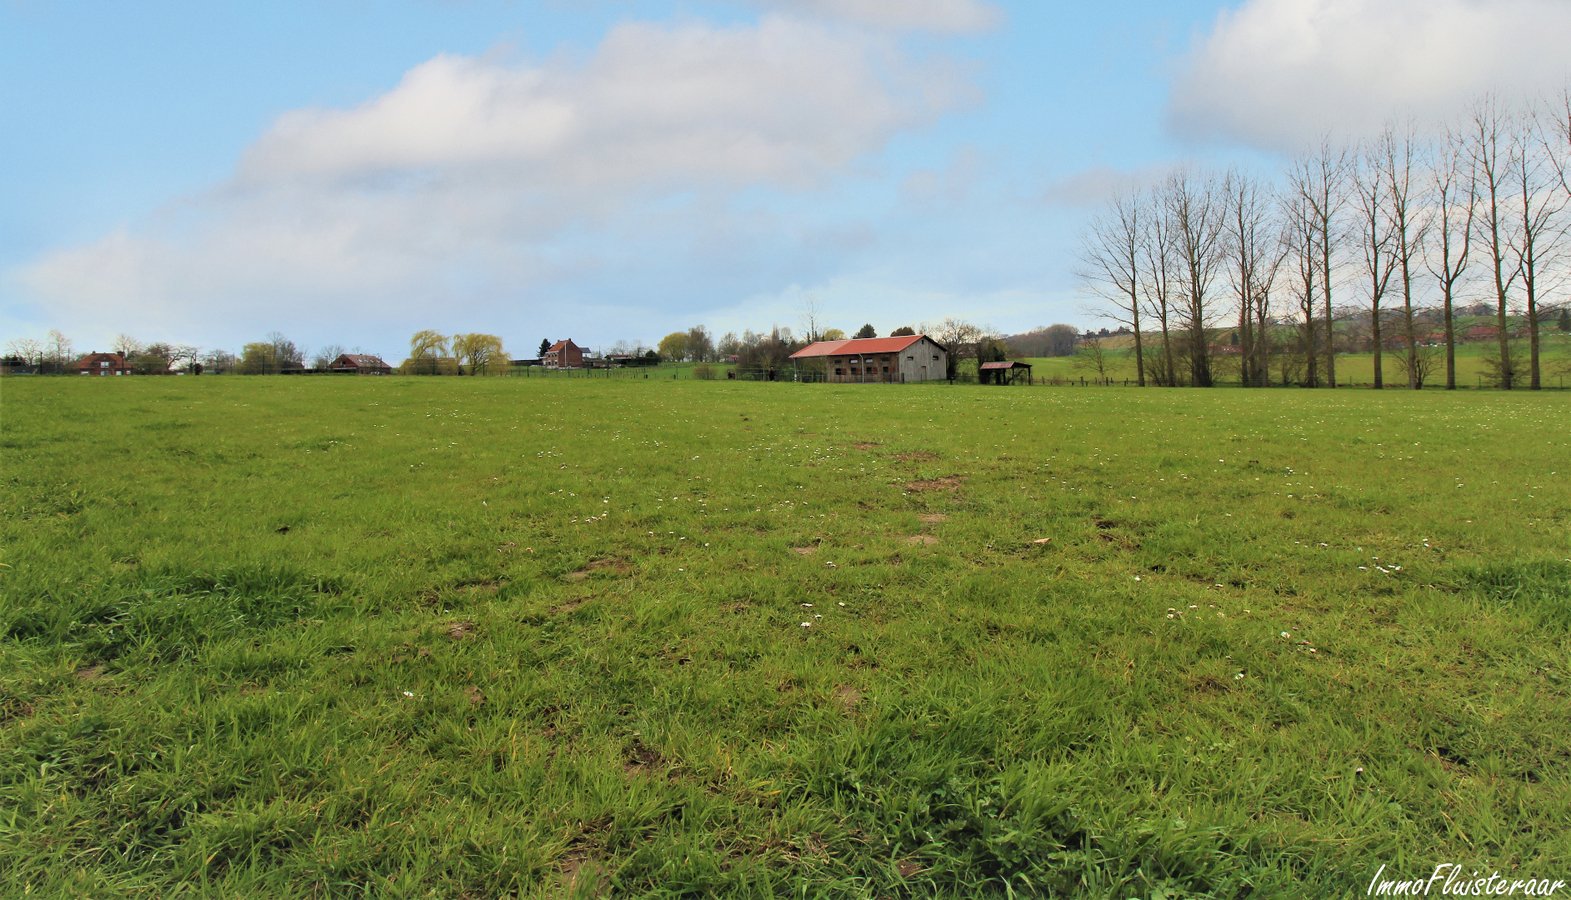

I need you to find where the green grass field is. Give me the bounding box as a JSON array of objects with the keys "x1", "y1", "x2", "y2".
[{"x1": 2, "y1": 377, "x2": 1569, "y2": 898}]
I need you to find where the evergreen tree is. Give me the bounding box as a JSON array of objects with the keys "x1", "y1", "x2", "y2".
[
  {"x1": 853, "y1": 324, "x2": 877, "y2": 339},
  {"x1": 538, "y1": 338, "x2": 552, "y2": 357}
]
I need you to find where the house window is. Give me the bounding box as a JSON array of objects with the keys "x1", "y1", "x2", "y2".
[
  {"x1": 882, "y1": 367, "x2": 889, "y2": 373},
  {"x1": 835, "y1": 368, "x2": 842, "y2": 375},
  {"x1": 907, "y1": 356, "x2": 913, "y2": 360}
]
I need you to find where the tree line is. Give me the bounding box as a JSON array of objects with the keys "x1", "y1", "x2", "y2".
[{"x1": 1080, "y1": 90, "x2": 1571, "y2": 389}]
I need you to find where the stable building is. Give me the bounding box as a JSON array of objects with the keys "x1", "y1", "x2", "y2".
[{"x1": 789, "y1": 335, "x2": 949, "y2": 383}]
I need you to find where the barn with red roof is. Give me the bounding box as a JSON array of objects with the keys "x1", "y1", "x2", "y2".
[{"x1": 789, "y1": 335, "x2": 948, "y2": 383}]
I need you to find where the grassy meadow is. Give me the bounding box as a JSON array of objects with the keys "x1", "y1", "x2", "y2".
[{"x1": 2, "y1": 376, "x2": 1569, "y2": 898}]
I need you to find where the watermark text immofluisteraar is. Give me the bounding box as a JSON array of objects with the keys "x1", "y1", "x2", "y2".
[{"x1": 1368, "y1": 864, "x2": 1567, "y2": 896}]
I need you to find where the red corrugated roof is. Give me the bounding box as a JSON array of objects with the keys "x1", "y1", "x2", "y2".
[{"x1": 789, "y1": 335, "x2": 937, "y2": 359}]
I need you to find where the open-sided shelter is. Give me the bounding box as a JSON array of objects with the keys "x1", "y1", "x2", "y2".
[{"x1": 979, "y1": 360, "x2": 1032, "y2": 385}]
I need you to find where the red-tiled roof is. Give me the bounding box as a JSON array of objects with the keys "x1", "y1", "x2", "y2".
[
  {"x1": 789, "y1": 335, "x2": 938, "y2": 359},
  {"x1": 336, "y1": 354, "x2": 389, "y2": 368}
]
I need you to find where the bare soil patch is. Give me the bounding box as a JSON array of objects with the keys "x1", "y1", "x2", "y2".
[
  {"x1": 464, "y1": 685, "x2": 486, "y2": 706},
  {"x1": 905, "y1": 535, "x2": 939, "y2": 546},
  {"x1": 833, "y1": 685, "x2": 863, "y2": 713},
  {"x1": 905, "y1": 476, "x2": 964, "y2": 492},
  {"x1": 623, "y1": 738, "x2": 666, "y2": 776},
  {"x1": 75, "y1": 665, "x2": 106, "y2": 682},
  {"x1": 566, "y1": 557, "x2": 631, "y2": 581},
  {"x1": 791, "y1": 546, "x2": 818, "y2": 556},
  {"x1": 851, "y1": 442, "x2": 881, "y2": 450},
  {"x1": 446, "y1": 620, "x2": 476, "y2": 640},
  {"x1": 895, "y1": 451, "x2": 939, "y2": 462}
]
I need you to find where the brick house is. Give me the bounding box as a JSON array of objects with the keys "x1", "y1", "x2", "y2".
[
  {"x1": 542, "y1": 339, "x2": 585, "y2": 369},
  {"x1": 73, "y1": 352, "x2": 132, "y2": 376},
  {"x1": 330, "y1": 353, "x2": 393, "y2": 375}
]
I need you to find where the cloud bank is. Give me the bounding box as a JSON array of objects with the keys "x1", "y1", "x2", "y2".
[
  {"x1": 18, "y1": 16, "x2": 977, "y2": 345},
  {"x1": 740, "y1": 0, "x2": 1001, "y2": 33},
  {"x1": 1168, "y1": 0, "x2": 1571, "y2": 149}
]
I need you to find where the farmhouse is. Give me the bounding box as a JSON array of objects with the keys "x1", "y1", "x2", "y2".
[
  {"x1": 789, "y1": 335, "x2": 949, "y2": 383},
  {"x1": 73, "y1": 352, "x2": 132, "y2": 376},
  {"x1": 330, "y1": 353, "x2": 393, "y2": 375},
  {"x1": 542, "y1": 339, "x2": 585, "y2": 369}
]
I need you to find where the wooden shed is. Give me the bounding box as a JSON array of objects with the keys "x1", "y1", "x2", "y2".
[{"x1": 979, "y1": 360, "x2": 1032, "y2": 385}]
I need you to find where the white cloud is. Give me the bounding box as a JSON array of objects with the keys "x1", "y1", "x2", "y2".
[
  {"x1": 739, "y1": 0, "x2": 1001, "y2": 33},
  {"x1": 1168, "y1": 0, "x2": 1571, "y2": 149},
  {"x1": 17, "y1": 16, "x2": 977, "y2": 348}
]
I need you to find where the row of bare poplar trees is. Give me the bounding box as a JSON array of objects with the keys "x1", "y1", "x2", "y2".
[{"x1": 1080, "y1": 91, "x2": 1570, "y2": 389}]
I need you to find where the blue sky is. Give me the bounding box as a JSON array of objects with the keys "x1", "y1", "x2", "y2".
[{"x1": 5, "y1": 0, "x2": 1567, "y2": 359}]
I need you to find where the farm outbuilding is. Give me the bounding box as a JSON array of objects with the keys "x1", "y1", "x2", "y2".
[
  {"x1": 330, "y1": 353, "x2": 393, "y2": 375},
  {"x1": 979, "y1": 360, "x2": 1032, "y2": 385},
  {"x1": 788, "y1": 335, "x2": 949, "y2": 383}
]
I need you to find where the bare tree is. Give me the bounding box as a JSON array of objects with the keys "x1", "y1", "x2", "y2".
[
  {"x1": 1072, "y1": 337, "x2": 1121, "y2": 380},
  {"x1": 45, "y1": 330, "x2": 75, "y2": 374},
  {"x1": 1077, "y1": 189, "x2": 1149, "y2": 386},
  {"x1": 1353, "y1": 136, "x2": 1399, "y2": 387},
  {"x1": 1379, "y1": 122, "x2": 1432, "y2": 389},
  {"x1": 926, "y1": 317, "x2": 985, "y2": 379},
  {"x1": 313, "y1": 344, "x2": 347, "y2": 370},
  {"x1": 1220, "y1": 169, "x2": 1283, "y2": 386},
  {"x1": 111, "y1": 334, "x2": 143, "y2": 360},
  {"x1": 1510, "y1": 100, "x2": 1569, "y2": 390},
  {"x1": 5, "y1": 338, "x2": 43, "y2": 367},
  {"x1": 1163, "y1": 169, "x2": 1226, "y2": 387},
  {"x1": 1289, "y1": 138, "x2": 1351, "y2": 387},
  {"x1": 1427, "y1": 124, "x2": 1477, "y2": 390},
  {"x1": 1283, "y1": 190, "x2": 1323, "y2": 387},
  {"x1": 1468, "y1": 94, "x2": 1521, "y2": 388},
  {"x1": 1140, "y1": 203, "x2": 1179, "y2": 386},
  {"x1": 797, "y1": 295, "x2": 826, "y2": 345},
  {"x1": 171, "y1": 345, "x2": 201, "y2": 374}
]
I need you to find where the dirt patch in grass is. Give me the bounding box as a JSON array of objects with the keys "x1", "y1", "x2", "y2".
[
  {"x1": 623, "y1": 738, "x2": 666, "y2": 776},
  {"x1": 905, "y1": 476, "x2": 963, "y2": 492},
  {"x1": 905, "y1": 535, "x2": 939, "y2": 546},
  {"x1": 446, "y1": 620, "x2": 476, "y2": 640},
  {"x1": 557, "y1": 843, "x2": 607, "y2": 898},
  {"x1": 75, "y1": 665, "x2": 106, "y2": 682},
  {"x1": 851, "y1": 442, "x2": 881, "y2": 450},
  {"x1": 918, "y1": 513, "x2": 948, "y2": 524},
  {"x1": 894, "y1": 451, "x2": 939, "y2": 462},
  {"x1": 791, "y1": 546, "x2": 818, "y2": 556},
  {"x1": 834, "y1": 685, "x2": 863, "y2": 713},
  {"x1": 464, "y1": 685, "x2": 486, "y2": 706},
  {"x1": 565, "y1": 558, "x2": 632, "y2": 581}
]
